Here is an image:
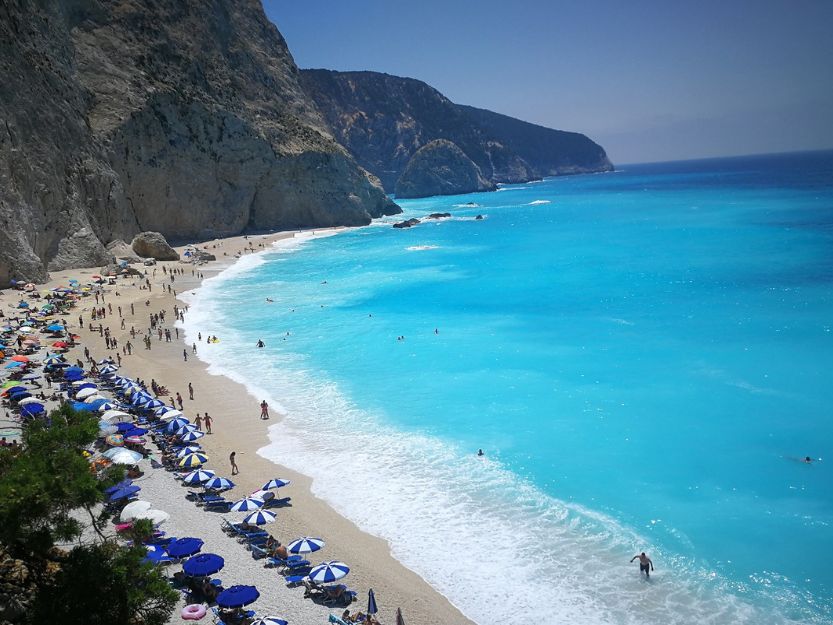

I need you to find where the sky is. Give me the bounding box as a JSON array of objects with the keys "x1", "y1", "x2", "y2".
[{"x1": 263, "y1": 0, "x2": 833, "y2": 164}]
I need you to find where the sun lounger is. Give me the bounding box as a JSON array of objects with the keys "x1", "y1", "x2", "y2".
[
  {"x1": 203, "y1": 499, "x2": 233, "y2": 512},
  {"x1": 329, "y1": 615, "x2": 350, "y2": 625},
  {"x1": 262, "y1": 496, "x2": 292, "y2": 508}
]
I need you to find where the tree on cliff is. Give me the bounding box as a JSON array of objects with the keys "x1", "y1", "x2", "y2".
[{"x1": 0, "y1": 405, "x2": 177, "y2": 624}]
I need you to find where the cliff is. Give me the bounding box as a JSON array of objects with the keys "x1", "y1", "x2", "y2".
[
  {"x1": 299, "y1": 69, "x2": 614, "y2": 194},
  {"x1": 394, "y1": 140, "x2": 495, "y2": 199},
  {"x1": 0, "y1": 0, "x2": 398, "y2": 286}
]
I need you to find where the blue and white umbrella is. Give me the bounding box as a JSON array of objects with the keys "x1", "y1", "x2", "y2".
[
  {"x1": 261, "y1": 478, "x2": 291, "y2": 490},
  {"x1": 204, "y1": 476, "x2": 234, "y2": 491},
  {"x1": 309, "y1": 561, "x2": 350, "y2": 584},
  {"x1": 251, "y1": 618, "x2": 288, "y2": 625},
  {"x1": 287, "y1": 537, "x2": 325, "y2": 555},
  {"x1": 100, "y1": 365, "x2": 118, "y2": 375},
  {"x1": 144, "y1": 398, "x2": 166, "y2": 410},
  {"x1": 164, "y1": 417, "x2": 190, "y2": 433},
  {"x1": 242, "y1": 509, "x2": 276, "y2": 526},
  {"x1": 182, "y1": 469, "x2": 215, "y2": 484},
  {"x1": 231, "y1": 496, "x2": 265, "y2": 512},
  {"x1": 175, "y1": 423, "x2": 197, "y2": 435},
  {"x1": 180, "y1": 430, "x2": 205, "y2": 442},
  {"x1": 176, "y1": 446, "x2": 203, "y2": 458}
]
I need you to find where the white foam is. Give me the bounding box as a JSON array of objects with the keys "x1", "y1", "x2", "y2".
[
  {"x1": 406, "y1": 245, "x2": 439, "y2": 251},
  {"x1": 528, "y1": 199, "x2": 552, "y2": 205}
]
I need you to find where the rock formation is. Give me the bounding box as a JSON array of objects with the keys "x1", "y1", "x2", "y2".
[
  {"x1": 395, "y1": 140, "x2": 495, "y2": 199},
  {"x1": 299, "y1": 69, "x2": 614, "y2": 194},
  {"x1": 131, "y1": 232, "x2": 179, "y2": 261},
  {"x1": 0, "y1": 0, "x2": 399, "y2": 286}
]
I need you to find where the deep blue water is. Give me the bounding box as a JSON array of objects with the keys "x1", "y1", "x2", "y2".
[{"x1": 184, "y1": 151, "x2": 833, "y2": 625}]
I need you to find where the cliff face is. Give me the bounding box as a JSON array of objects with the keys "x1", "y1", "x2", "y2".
[
  {"x1": 394, "y1": 140, "x2": 495, "y2": 199},
  {"x1": 0, "y1": 0, "x2": 398, "y2": 286},
  {"x1": 299, "y1": 69, "x2": 614, "y2": 195}
]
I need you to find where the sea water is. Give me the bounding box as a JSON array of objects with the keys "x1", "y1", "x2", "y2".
[{"x1": 182, "y1": 151, "x2": 833, "y2": 625}]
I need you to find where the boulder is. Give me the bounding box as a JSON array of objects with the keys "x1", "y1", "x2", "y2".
[
  {"x1": 393, "y1": 218, "x2": 421, "y2": 229},
  {"x1": 426, "y1": 213, "x2": 451, "y2": 220},
  {"x1": 131, "y1": 232, "x2": 179, "y2": 261}
]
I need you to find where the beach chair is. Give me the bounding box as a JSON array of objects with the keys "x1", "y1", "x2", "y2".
[
  {"x1": 285, "y1": 574, "x2": 307, "y2": 587},
  {"x1": 329, "y1": 615, "x2": 350, "y2": 625},
  {"x1": 262, "y1": 496, "x2": 292, "y2": 509},
  {"x1": 203, "y1": 499, "x2": 233, "y2": 512}
]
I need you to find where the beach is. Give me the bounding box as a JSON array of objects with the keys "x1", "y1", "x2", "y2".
[{"x1": 0, "y1": 230, "x2": 473, "y2": 625}]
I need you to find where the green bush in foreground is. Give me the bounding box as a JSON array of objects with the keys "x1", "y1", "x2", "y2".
[{"x1": 0, "y1": 405, "x2": 177, "y2": 624}]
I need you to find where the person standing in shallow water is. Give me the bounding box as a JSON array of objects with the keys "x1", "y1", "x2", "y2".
[
  {"x1": 260, "y1": 400, "x2": 269, "y2": 420},
  {"x1": 630, "y1": 552, "x2": 654, "y2": 578}
]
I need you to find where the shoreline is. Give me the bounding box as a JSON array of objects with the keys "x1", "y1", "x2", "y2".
[{"x1": 1, "y1": 228, "x2": 474, "y2": 625}]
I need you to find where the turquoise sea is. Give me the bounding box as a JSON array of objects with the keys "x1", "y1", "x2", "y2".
[{"x1": 183, "y1": 151, "x2": 833, "y2": 625}]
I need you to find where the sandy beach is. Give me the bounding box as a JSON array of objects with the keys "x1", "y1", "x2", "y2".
[{"x1": 0, "y1": 231, "x2": 473, "y2": 625}]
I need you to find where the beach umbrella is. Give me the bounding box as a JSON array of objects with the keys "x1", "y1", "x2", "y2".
[
  {"x1": 99, "y1": 364, "x2": 118, "y2": 373},
  {"x1": 101, "y1": 410, "x2": 133, "y2": 423},
  {"x1": 10, "y1": 392, "x2": 32, "y2": 402},
  {"x1": 180, "y1": 430, "x2": 205, "y2": 442},
  {"x1": 103, "y1": 448, "x2": 143, "y2": 465},
  {"x1": 45, "y1": 323, "x2": 65, "y2": 332},
  {"x1": 204, "y1": 476, "x2": 234, "y2": 491},
  {"x1": 134, "y1": 509, "x2": 169, "y2": 525},
  {"x1": 175, "y1": 423, "x2": 197, "y2": 435},
  {"x1": 166, "y1": 537, "x2": 204, "y2": 558},
  {"x1": 105, "y1": 434, "x2": 124, "y2": 446},
  {"x1": 72, "y1": 381, "x2": 96, "y2": 389},
  {"x1": 176, "y1": 446, "x2": 203, "y2": 458},
  {"x1": 143, "y1": 546, "x2": 173, "y2": 566},
  {"x1": 63, "y1": 366, "x2": 84, "y2": 377},
  {"x1": 183, "y1": 553, "x2": 224, "y2": 577},
  {"x1": 43, "y1": 355, "x2": 64, "y2": 365},
  {"x1": 164, "y1": 417, "x2": 190, "y2": 432},
  {"x1": 20, "y1": 404, "x2": 45, "y2": 417},
  {"x1": 70, "y1": 402, "x2": 96, "y2": 412},
  {"x1": 120, "y1": 500, "x2": 152, "y2": 522},
  {"x1": 4, "y1": 361, "x2": 24, "y2": 369},
  {"x1": 97, "y1": 358, "x2": 114, "y2": 365},
  {"x1": 309, "y1": 561, "x2": 350, "y2": 584},
  {"x1": 95, "y1": 402, "x2": 116, "y2": 411},
  {"x1": 123, "y1": 436, "x2": 146, "y2": 445},
  {"x1": 178, "y1": 452, "x2": 208, "y2": 468},
  {"x1": 216, "y1": 585, "x2": 259, "y2": 609},
  {"x1": 183, "y1": 469, "x2": 215, "y2": 484},
  {"x1": 114, "y1": 422, "x2": 135, "y2": 432},
  {"x1": 122, "y1": 426, "x2": 148, "y2": 437},
  {"x1": 287, "y1": 537, "x2": 325, "y2": 555},
  {"x1": 108, "y1": 484, "x2": 141, "y2": 501},
  {"x1": 1, "y1": 385, "x2": 27, "y2": 395},
  {"x1": 98, "y1": 424, "x2": 119, "y2": 436},
  {"x1": 17, "y1": 397, "x2": 42, "y2": 406},
  {"x1": 83, "y1": 394, "x2": 108, "y2": 404},
  {"x1": 396, "y1": 607, "x2": 406, "y2": 625},
  {"x1": 20, "y1": 373, "x2": 40, "y2": 382},
  {"x1": 51, "y1": 341, "x2": 68, "y2": 349},
  {"x1": 367, "y1": 588, "x2": 378, "y2": 616},
  {"x1": 250, "y1": 618, "x2": 288, "y2": 625},
  {"x1": 231, "y1": 496, "x2": 264, "y2": 512},
  {"x1": 261, "y1": 478, "x2": 291, "y2": 490},
  {"x1": 242, "y1": 509, "x2": 276, "y2": 526},
  {"x1": 144, "y1": 398, "x2": 166, "y2": 410},
  {"x1": 11, "y1": 355, "x2": 29, "y2": 363},
  {"x1": 104, "y1": 479, "x2": 133, "y2": 495},
  {"x1": 231, "y1": 496, "x2": 265, "y2": 512}
]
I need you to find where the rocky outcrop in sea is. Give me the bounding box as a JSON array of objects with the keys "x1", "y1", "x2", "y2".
[{"x1": 395, "y1": 140, "x2": 496, "y2": 199}]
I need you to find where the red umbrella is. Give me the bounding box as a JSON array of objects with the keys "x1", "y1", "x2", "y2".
[
  {"x1": 11, "y1": 355, "x2": 29, "y2": 362},
  {"x1": 52, "y1": 341, "x2": 68, "y2": 348}
]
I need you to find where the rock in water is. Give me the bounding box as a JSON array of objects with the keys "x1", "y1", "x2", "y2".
[
  {"x1": 395, "y1": 140, "x2": 496, "y2": 199},
  {"x1": 131, "y1": 232, "x2": 179, "y2": 261}
]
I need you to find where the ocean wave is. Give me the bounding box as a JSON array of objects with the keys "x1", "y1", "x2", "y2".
[
  {"x1": 528, "y1": 199, "x2": 552, "y2": 205},
  {"x1": 406, "y1": 245, "x2": 439, "y2": 251}
]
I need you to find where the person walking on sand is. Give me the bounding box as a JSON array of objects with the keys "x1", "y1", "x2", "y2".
[
  {"x1": 183, "y1": 349, "x2": 188, "y2": 362},
  {"x1": 194, "y1": 414, "x2": 202, "y2": 431},
  {"x1": 188, "y1": 382, "x2": 194, "y2": 400},
  {"x1": 630, "y1": 552, "x2": 654, "y2": 578},
  {"x1": 176, "y1": 392, "x2": 183, "y2": 410},
  {"x1": 203, "y1": 413, "x2": 212, "y2": 434},
  {"x1": 260, "y1": 400, "x2": 269, "y2": 420},
  {"x1": 230, "y1": 451, "x2": 238, "y2": 475}
]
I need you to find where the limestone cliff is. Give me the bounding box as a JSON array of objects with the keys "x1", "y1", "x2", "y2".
[
  {"x1": 299, "y1": 69, "x2": 614, "y2": 194},
  {"x1": 0, "y1": 0, "x2": 398, "y2": 286},
  {"x1": 395, "y1": 140, "x2": 495, "y2": 199}
]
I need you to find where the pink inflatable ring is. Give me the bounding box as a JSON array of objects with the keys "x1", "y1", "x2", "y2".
[{"x1": 181, "y1": 604, "x2": 206, "y2": 620}]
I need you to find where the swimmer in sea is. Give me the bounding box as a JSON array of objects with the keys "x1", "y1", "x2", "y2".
[
  {"x1": 804, "y1": 456, "x2": 814, "y2": 464},
  {"x1": 266, "y1": 298, "x2": 273, "y2": 303},
  {"x1": 477, "y1": 449, "x2": 484, "y2": 457},
  {"x1": 256, "y1": 339, "x2": 265, "y2": 348},
  {"x1": 630, "y1": 552, "x2": 654, "y2": 578}
]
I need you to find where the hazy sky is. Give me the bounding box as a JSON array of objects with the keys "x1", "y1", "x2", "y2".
[{"x1": 263, "y1": 0, "x2": 833, "y2": 164}]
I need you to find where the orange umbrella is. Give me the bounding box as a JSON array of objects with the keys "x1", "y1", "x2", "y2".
[
  {"x1": 52, "y1": 341, "x2": 68, "y2": 348},
  {"x1": 11, "y1": 355, "x2": 29, "y2": 362}
]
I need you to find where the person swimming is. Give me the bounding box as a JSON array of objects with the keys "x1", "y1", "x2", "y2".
[
  {"x1": 256, "y1": 339, "x2": 265, "y2": 348},
  {"x1": 265, "y1": 298, "x2": 273, "y2": 303},
  {"x1": 477, "y1": 449, "x2": 484, "y2": 457}
]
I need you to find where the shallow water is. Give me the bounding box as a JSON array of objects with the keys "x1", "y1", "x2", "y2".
[{"x1": 183, "y1": 151, "x2": 833, "y2": 625}]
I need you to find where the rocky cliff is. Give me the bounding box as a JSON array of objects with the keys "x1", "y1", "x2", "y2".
[
  {"x1": 299, "y1": 69, "x2": 614, "y2": 195},
  {"x1": 394, "y1": 140, "x2": 495, "y2": 199},
  {"x1": 0, "y1": 0, "x2": 398, "y2": 286}
]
